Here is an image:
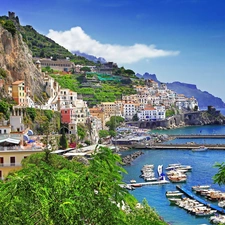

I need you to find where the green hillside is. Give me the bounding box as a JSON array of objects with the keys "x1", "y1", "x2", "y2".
[{"x1": 0, "y1": 14, "x2": 96, "y2": 66}]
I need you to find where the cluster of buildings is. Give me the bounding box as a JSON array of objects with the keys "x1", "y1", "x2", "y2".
[{"x1": 0, "y1": 58, "x2": 198, "y2": 180}]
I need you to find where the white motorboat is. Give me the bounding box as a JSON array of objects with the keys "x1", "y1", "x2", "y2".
[
  {"x1": 166, "y1": 191, "x2": 183, "y2": 198},
  {"x1": 192, "y1": 185, "x2": 211, "y2": 191},
  {"x1": 130, "y1": 179, "x2": 136, "y2": 183},
  {"x1": 192, "y1": 145, "x2": 208, "y2": 152}
]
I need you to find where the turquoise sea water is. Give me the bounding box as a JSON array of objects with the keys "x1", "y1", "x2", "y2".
[{"x1": 121, "y1": 110, "x2": 225, "y2": 225}]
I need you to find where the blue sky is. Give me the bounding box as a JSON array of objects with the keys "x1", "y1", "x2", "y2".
[{"x1": 1, "y1": 0, "x2": 225, "y2": 102}]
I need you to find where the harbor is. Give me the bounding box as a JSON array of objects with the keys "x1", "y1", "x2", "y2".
[{"x1": 121, "y1": 124, "x2": 225, "y2": 225}]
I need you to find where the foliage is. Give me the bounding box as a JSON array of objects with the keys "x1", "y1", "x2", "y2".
[
  {"x1": 84, "y1": 140, "x2": 91, "y2": 146},
  {"x1": 165, "y1": 109, "x2": 175, "y2": 117},
  {"x1": 132, "y1": 113, "x2": 139, "y2": 121},
  {"x1": 99, "y1": 130, "x2": 110, "y2": 138},
  {"x1": 193, "y1": 105, "x2": 199, "y2": 111},
  {"x1": 44, "y1": 110, "x2": 54, "y2": 122},
  {"x1": 0, "y1": 19, "x2": 16, "y2": 36},
  {"x1": 80, "y1": 66, "x2": 91, "y2": 72},
  {"x1": 42, "y1": 66, "x2": 54, "y2": 73},
  {"x1": 59, "y1": 127, "x2": 68, "y2": 149},
  {"x1": 50, "y1": 74, "x2": 137, "y2": 107},
  {"x1": 0, "y1": 100, "x2": 10, "y2": 120},
  {"x1": 213, "y1": 162, "x2": 225, "y2": 186},
  {"x1": 0, "y1": 145, "x2": 167, "y2": 225},
  {"x1": 26, "y1": 107, "x2": 37, "y2": 121},
  {"x1": 109, "y1": 130, "x2": 117, "y2": 137},
  {"x1": 77, "y1": 123, "x2": 86, "y2": 141},
  {"x1": 0, "y1": 68, "x2": 8, "y2": 78},
  {"x1": 126, "y1": 199, "x2": 167, "y2": 225},
  {"x1": 106, "y1": 116, "x2": 125, "y2": 131}
]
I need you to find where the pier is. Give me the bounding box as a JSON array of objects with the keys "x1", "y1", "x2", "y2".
[
  {"x1": 132, "y1": 144, "x2": 225, "y2": 150},
  {"x1": 170, "y1": 134, "x2": 225, "y2": 139},
  {"x1": 127, "y1": 180, "x2": 170, "y2": 186},
  {"x1": 176, "y1": 185, "x2": 225, "y2": 214}
]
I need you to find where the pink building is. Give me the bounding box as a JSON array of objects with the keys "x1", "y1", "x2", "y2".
[{"x1": 61, "y1": 108, "x2": 74, "y2": 124}]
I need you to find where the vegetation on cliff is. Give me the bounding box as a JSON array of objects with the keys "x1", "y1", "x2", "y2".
[{"x1": 50, "y1": 73, "x2": 138, "y2": 107}]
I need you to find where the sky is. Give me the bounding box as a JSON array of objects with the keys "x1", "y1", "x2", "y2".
[{"x1": 1, "y1": 0, "x2": 225, "y2": 101}]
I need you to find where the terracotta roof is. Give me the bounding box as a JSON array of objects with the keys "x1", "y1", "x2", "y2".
[
  {"x1": 12, "y1": 80, "x2": 24, "y2": 85},
  {"x1": 144, "y1": 106, "x2": 155, "y2": 110}
]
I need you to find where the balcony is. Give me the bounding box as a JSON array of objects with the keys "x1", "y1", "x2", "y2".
[{"x1": 0, "y1": 163, "x2": 21, "y2": 167}]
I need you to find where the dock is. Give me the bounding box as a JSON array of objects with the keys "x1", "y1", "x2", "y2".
[
  {"x1": 127, "y1": 180, "x2": 170, "y2": 186},
  {"x1": 176, "y1": 185, "x2": 225, "y2": 214},
  {"x1": 132, "y1": 144, "x2": 225, "y2": 150}
]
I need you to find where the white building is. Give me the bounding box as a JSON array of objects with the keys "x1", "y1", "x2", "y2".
[{"x1": 137, "y1": 105, "x2": 166, "y2": 121}]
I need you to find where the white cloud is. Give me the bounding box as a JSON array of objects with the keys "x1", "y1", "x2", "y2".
[{"x1": 47, "y1": 26, "x2": 179, "y2": 64}]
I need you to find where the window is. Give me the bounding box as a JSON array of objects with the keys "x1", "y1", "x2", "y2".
[
  {"x1": 10, "y1": 157, "x2": 16, "y2": 166},
  {"x1": 0, "y1": 157, "x2": 3, "y2": 166},
  {"x1": 0, "y1": 170, "x2": 2, "y2": 179}
]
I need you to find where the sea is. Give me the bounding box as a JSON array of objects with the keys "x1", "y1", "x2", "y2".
[{"x1": 120, "y1": 108, "x2": 225, "y2": 225}]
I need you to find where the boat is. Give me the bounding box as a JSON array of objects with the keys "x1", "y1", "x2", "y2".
[
  {"x1": 131, "y1": 183, "x2": 142, "y2": 187},
  {"x1": 218, "y1": 200, "x2": 225, "y2": 208},
  {"x1": 168, "y1": 175, "x2": 187, "y2": 183},
  {"x1": 168, "y1": 198, "x2": 182, "y2": 205},
  {"x1": 192, "y1": 146, "x2": 208, "y2": 152},
  {"x1": 192, "y1": 185, "x2": 211, "y2": 191},
  {"x1": 166, "y1": 190, "x2": 183, "y2": 198},
  {"x1": 130, "y1": 179, "x2": 136, "y2": 183}
]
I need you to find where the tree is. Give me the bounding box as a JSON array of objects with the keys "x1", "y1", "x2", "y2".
[
  {"x1": 80, "y1": 67, "x2": 91, "y2": 72},
  {"x1": 106, "y1": 116, "x2": 125, "y2": 131},
  {"x1": 193, "y1": 105, "x2": 199, "y2": 111},
  {"x1": 26, "y1": 107, "x2": 37, "y2": 121},
  {"x1": 99, "y1": 130, "x2": 109, "y2": 139},
  {"x1": 0, "y1": 147, "x2": 167, "y2": 225},
  {"x1": 59, "y1": 127, "x2": 68, "y2": 149},
  {"x1": 0, "y1": 100, "x2": 10, "y2": 120},
  {"x1": 0, "y1": 68, "x2": 8, "y2": 78},
  {"x1": 132, "y1": 113, "x2": 139, "y2": 121},
  {"x1": 39, "y1": 49, "x2": 45, "y2": 58},
  {"x1": 77, "y1": 123, "x2": 86, "y2": 141}
]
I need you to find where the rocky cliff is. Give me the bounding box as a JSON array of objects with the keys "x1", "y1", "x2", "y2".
[{"x1": 0, "y1": 24, "x2": 44, "y2": 100}]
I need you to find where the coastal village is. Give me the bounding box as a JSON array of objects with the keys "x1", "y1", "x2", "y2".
[
  {"x1": 0, "y1": 55, "x2": 200, "y2": 179},
  {"x1": 1, "y1": 11, "x2": 225, "y2": 225}
]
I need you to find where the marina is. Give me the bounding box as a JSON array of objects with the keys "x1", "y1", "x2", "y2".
[
  {"x1": 176, "y1": 185, "x2": 225, "y2": 214},
  {"x1": 121, "y1": 124, "x2": 225, "y2": 225}
]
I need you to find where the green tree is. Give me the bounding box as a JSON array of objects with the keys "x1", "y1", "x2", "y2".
[
  {"x1": 77, "y1": 123, "x2": 86, "y2": 141},
  {"x1": 132, "y1": 113, "x2": 139, "y2": 121},
  {"x1": 0, "y1": 147, "x2": 167, "y2": 225},
  {"x1": 106, "y1": 116, "x2": 125, "y2": 131},
  {"x1": 2, "y1": 20, "x2": 16, "y2": 36},
  {"x1": 0, "y1": 100, "x2": 10, "y2": 120},
  {"x1": 80, "y1": 66, "x2": 91, "y2": 72},
  {"x1": 59, "y1": 128, "x2": 68, "y2": 149},
  {"x1": 0, "y1": 68, "x2": 8, "y2": 78},
  {"x1": 26, "y1": 107, "x2": 37, "y2": 121},
  {"x1": 99, "y1": 130, "x2": 110, "y2": 138}
]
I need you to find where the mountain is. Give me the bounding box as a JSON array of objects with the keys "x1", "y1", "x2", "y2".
[
  {"x1": 0, "y1": 19, "x2": 44, "y2": 100},
  {"x1": 73, "y1": 51, "x2": 107, "y2": 64},
  {"x1": 136, "y1": 73, "x2": 225, "y2": 108}
]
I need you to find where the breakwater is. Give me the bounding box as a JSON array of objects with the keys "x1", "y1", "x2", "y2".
[{"x1": 122, "y1": 151, "x2": 144, "y2": 165}]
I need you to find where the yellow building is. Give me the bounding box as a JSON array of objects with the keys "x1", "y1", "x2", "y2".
[
  {"x1": 12, "y1": 80, "x2": 27, "y2": 106},
  {"x1": 0, "y1": 146, "x2": 43, "y2": 179},
  {"x1": 99, "y1": 101, "x2": 123, "y2": 117},
  {"x1": 89, "y1": 107, "x2": 105, "y2": 128}
]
